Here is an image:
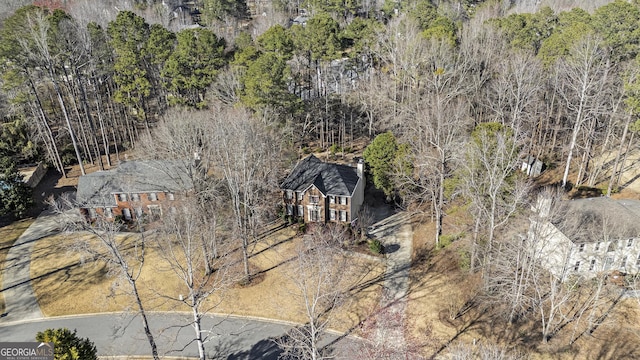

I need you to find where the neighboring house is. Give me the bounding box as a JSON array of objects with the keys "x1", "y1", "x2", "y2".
[
  {"x1": 532, "y1": 197, "x2": 640, "y2": 280},
  {"x1": 280, "y1": 155, "x2": 365, "y2": 224},
  {"x1": 76, "y1": 160, "x2": 194, "y2": 222},
  {"x1": 18, "y1": 162, "x2": 47, "y2": 188},
  {"x1": 521, "y1": 156, "x2": 544, "y2": 177}
]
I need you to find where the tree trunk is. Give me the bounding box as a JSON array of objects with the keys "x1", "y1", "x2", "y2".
[
  {"x1": 51, "y1": 73, "x2": 85, "y2": 176},
  {"x1": 607, "y1": 113, "x2": 632, "y2": 196}
]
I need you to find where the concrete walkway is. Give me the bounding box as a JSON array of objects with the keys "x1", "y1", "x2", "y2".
[
  {"x1": 0, "y1": 210, "x2": 63, "y2": 323},
  {"x1": 368, "y1": 212, "x2": 414, "y2": 351}
]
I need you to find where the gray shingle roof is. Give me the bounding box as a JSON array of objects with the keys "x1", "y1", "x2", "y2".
[
  {"x1": 554, "y1": 197, "x2": 640, "y2": 243},
  {"x1": 280, "y1": 155, "x2": 360, "y2": 196},
  {"x1": 76, "y1": 160, "x2": 194, "y2": 207}
]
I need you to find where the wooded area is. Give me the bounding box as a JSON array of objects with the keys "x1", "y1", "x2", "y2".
[{"x1": 3, "y1": 0, "x2": 640, "y2": 358}]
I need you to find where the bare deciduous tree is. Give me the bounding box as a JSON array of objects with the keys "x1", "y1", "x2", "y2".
[
  {"x1": 50, "y1": 194, "x2": 159, "y2": 359},
  {"x1": 209, "y1": 105, "x2": 282, "y2": 282},
  {"x1": 155, "y1": 203, "x2": 234, "y2": 360},
  {"x1": 276, "y1": 225, "x2": 350, "y2": 360}
]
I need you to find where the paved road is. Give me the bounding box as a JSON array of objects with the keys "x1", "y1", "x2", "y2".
[
  {"x1": 368, "y1": 212, "x2": 414, "y2": 352},
  {"x1": 1, "y1": 211, "x2": 63, "y2": 323},
  {"x1": 0, "y1": 312, "x2": 323, "y2": 359}
]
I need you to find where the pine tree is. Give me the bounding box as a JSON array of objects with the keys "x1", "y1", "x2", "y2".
[{"x1": 0, "y1": 154, "x2": 33, "y2": 218}]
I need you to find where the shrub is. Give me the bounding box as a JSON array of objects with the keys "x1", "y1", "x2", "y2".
[
  {"x1": 329, "y1": 143, "x2": 340, "y2": 155},
  {"x1": 298, "y1": 222, "x2": 307, "y2": 234},
  {"x1": 36, "y1": 328, "x2": 97, "y2": 360},
  {"x1": 457, "y1": 249, "x2": 471, "y2": 270},
  {"x1": 369, "y1": 238, "x2": 383, "y2": 254},
  {"x1": 438, "y1": 232, "x2": 465, "y2": 249}
]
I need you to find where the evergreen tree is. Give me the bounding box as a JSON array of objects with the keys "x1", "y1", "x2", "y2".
[
  {"x1": 36, "y1": 328, "x2": 97, "y2": 360},
  {"x1": 0, "y1": 154, "x2": 33, "y2": 218}
]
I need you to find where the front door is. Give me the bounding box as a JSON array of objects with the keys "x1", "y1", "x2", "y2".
[{"x1": 122, "y1": 208, "x2": 132, "y2": 221}]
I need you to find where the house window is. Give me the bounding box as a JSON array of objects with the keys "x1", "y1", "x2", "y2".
[
  {"x1": 168, "y1": 193, "x2": 175, "y2": 201},
  {"x1": 329, "y1": 196, "x2": 335, "y2": 204},
  {"x1": 607, "y1": 242, "x2": 616, "y2": 252},
  {"x1": 285, "y1": 190, "x2": 293, "y2": 199},
  {"x1": 297, "y1": 205, "x2": 304, "y2": 218},
  {"x1": 310, "y1": 196, "x2": 319, "y2": 204},
  {"x1": 88, "y1": 208, "x2": 97, "y2": 219},
  {"x1": 131, "y1": 193, "x2": 140, "y2": 202},
  {"x1": 119, "y1": 193, "x2": 128, "y2": 202},
  {"x1": 135, "y1": 207, "x2": 143, "y2": 218},
  {"x1": 578, "y1": 244, "x2": 585, "y2": 252},
  {"x1": 574, "y1": 261, "x2": 581, "y2": 271},
  {"x1": 309, "y1": 208, "x2": 321, "y2": 222},
  {"x1": 339, "y1": 196, "x2": 347, "y2": 205},
  {"x1": 589, "y1": 259, "x2": 596, "y2": 271},
  {"x1": 595, "y1": 242, "x2": 601, "y2": 251},
  {"x1": 628, "y1": 239, "x2": 634, "y2": 247},
  {"x1": 149, "y1": 192, "x2": 158, "y2": 201},
  {"x1": 604, "y1": 257, "x2": 614, "y2": 270},
  {"x1": 330, "y1": 209, "x2": 336, "y2": 221},
  {"x1": 297, "y1": 192, "x2": 303, "y2": 201},
  {"x1": 637, "y1": 254, "x2": 640, "y2": 266},
  {"x1": 340, "y1": 210, "x2": 347, "y2": 222},
  {"x1": 105, "y1": 208, "x2": 113, "y2": 218},
  {"x1": 148, "y1": 205, "x2": 162, "y2": 219},
  {"x1": 122, "y1": 208, "x2": 132, "y2": 221},
  {"x1": 621, "y1": 256, "x2": 628, "y2": 268},
  {"x1": 286, "y1": 204, "x2": 293, "y2": 215}
]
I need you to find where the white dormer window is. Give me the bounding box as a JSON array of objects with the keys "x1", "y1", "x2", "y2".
[
  {"x1": 105, "y1": 208, "x2": 113, "y2": 218},
  {"x1": 131, "y1": 193, "x2": 140, "y2": 202},
  {"x1": 627, "y1": 239, "x2": 634, "y2": 247},
  {"x1": 339, "y1": 196, "x2": 347, "y2": 205},
  {"x1": 168, "y1": 193, "x2": 175, "y2": 201},
  {"x1": 297, "y1": 192, "x2": 303, "y2": 201},
  {"x1": 286, "y1": 190, "x2": 293, "y2": 199},
  {"x1": 149, "y1": 192, "x2": 158, "y2": 201},
  {"x1": 329, "y1": 196, "x2": 335, "y2": 204},
  {"x1": 118, "y1": 193, "x2": 127, "y2": 202}
]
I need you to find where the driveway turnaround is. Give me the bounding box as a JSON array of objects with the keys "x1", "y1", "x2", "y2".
[{"x1": 1, "y1": 211, "x2": 63, "y2": 323}]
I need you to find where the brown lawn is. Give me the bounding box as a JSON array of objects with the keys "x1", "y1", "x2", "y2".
[
  {"x1": 0, "y1": 218, "x2": 36, "y2": 314},
  {"x1": 30, "y1": 225, "x2": 384, "y2": 332}
]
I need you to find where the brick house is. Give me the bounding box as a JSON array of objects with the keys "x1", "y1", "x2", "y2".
[
  {"x1": 280, "y1": 155, "x2": 365, "y2": 224},
  {"x1": 76, "y1": 160, "x2": 194, "y2": 221}
]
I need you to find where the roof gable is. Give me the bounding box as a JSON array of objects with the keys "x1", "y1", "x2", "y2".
[{"x1": 281, "y1": 155, "x2": 359, "y2": 197}]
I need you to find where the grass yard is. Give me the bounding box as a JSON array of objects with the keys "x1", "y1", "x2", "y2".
[
  {"x1": 0, "y1": 218, "x2": 36, "y2": 314},
  {"x1": 30, "y1": 225, "x2": 384, "y2": 332}
]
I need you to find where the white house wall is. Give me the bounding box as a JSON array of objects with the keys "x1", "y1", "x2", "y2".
[
  {"x1": 533, "y1": 220, "x2": 640, "y2": 280},
  {"x1": 530, "y1": 221, "x2": 573, "y2": 279}
]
